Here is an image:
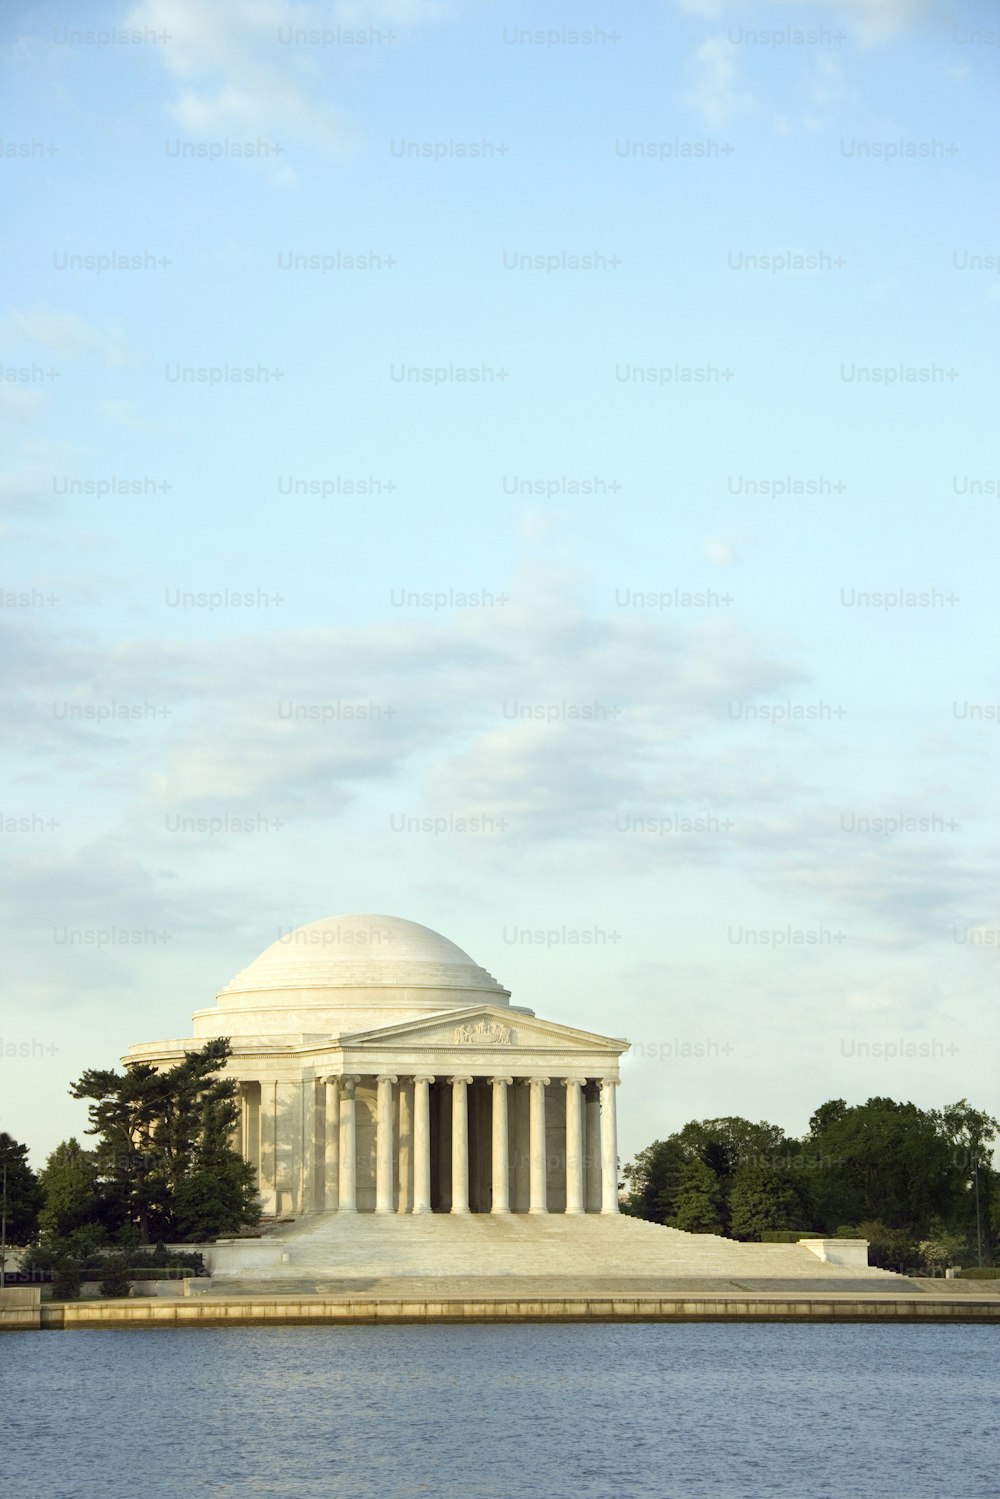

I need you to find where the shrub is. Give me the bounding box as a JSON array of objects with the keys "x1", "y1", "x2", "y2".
[
  {"x1": 957, "y1": 1267, "x2": 1000, "y2": 1279},
  {"x1": 51, "y1": 1258, "x2": 82, "y2": 1300},
  {"x1": 97, "y1": 1253, "x2": 131, "y2": 1298}
]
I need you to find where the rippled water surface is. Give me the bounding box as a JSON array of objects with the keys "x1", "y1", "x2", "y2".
[{"x1": 3, "y1": 1323, "x2": 996, "y2": 1499}]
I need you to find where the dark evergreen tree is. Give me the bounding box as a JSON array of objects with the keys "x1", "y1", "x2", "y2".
[
  {"x1": 70, "y1": 1038, "x2": 259, "y2": 1242},
  {"x1": 621, "y1": 1138, "x2": 687, "y2": 1223},
  {"x1": 172, "y1": 1094, "x2": 259, "y2": 1241},
  {"x1": 0, "y1": 1131, "x2": 43, "y2": 1244}
]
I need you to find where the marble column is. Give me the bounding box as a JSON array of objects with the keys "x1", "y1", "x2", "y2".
[
  {"x1": 529, "y1": 1076, "x2": 550, "y2": 1214},
  {"x1": 412, "y1": 1075, "x2": 434, "y2": 1214},
  {"x1": 491, "y1": 1076, "x2": 513, "y2": 1214},
  {"x1": 600, "y1": 1077, "x2": 620, "y2": 1215},
  {"x1": 584, "y1": 1082, "x2": 601, "y2": 1212},
  {"x1": 397, "y1": 1078, "x2": 413, "y2": 1214},
  {"x1": 450, "y1": 1076, "x2": 472, "y2": 1215},
  {"x1": 311, "y1": 1078, "x2": 325, "y2": 1212},
  {"x1": 238, "y1": 1084, "x2": 250, "y2": 1159},
  {"x1": 375, "y1": 1073, "x2": 397, "y2": 1214},
  {"x1": 339, "y1": 1075, "x2": 359, "y2": 1213},
  {"x1": 300, "y1": 1078, "x2": 317, "y2": 1214},
  {"x1": 563, "y1": 1078, "x2": 585, "y2": 1214},
  {"x1": 323, "y1": 1077, "x2": 340, "y2": 1212},
  {"x1": 259, "y1": 1079, "x2": 278, "y2": 1216},
  {"x1": 511, "y1": 1080, "x2": 530, "y2": 1210}
]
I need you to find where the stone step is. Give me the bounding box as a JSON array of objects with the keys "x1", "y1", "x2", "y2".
[{"x1": 208, "y1": 1213, "x2": 904, "y2": 1284}]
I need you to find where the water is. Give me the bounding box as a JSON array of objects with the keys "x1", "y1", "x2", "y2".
[{"x1": 2, "y1": 1324, "x2": 996, "y2": 1499}]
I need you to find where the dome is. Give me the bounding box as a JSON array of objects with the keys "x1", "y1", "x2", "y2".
[{"x1": 192, "y1": 914, "x2": 512, "y2": 1040}]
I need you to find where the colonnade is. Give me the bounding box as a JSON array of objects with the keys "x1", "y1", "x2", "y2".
[{"x1": 242, "y1": 1073, "x2": 620, "y2": 1217}]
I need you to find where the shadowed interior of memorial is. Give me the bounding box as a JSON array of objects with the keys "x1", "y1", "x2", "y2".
[{"x1": 126, "y1": 914, "x2": 627, "y2": 1220}]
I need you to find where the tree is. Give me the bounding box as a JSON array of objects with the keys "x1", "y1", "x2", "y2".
[
  {"x1": 172, "y1": 1095, "x2": 259, "y2": 1241},
  {"x1": 668, "y1": 1158, "x2": 723, "y2": 1234},
  {"x1": 808, "y1": 1099, "x2": 848, "y2": 1137},
  {"x1": 0, "y1": 1131, "x2": 43, "y2": 1244},
  {"x1": 918, "y1": 1225, "x2": 968, "y2": 1276},
  {"x1": 671, "y1": 1116, "x2": 792, "y2": 1235},
  {"x1": 70, "y1": 1038, "x2": 259, "y2": 1242},
  {"x1": 672, "y1": 1117, "x2": 789, "y2": 1181},
  {"x1": 729, "y1": 1161, "x2": 810, "y2": 1241},
  {"x1": 69, "y1": 1061, "x2": 175, "y2": 1242},
  {"x1": 621, "y1": 1138, "x2": 687, "y2": 1224},
  {"x1": 848, "y1": 1219, "x2": 917, "y2": 1273},
  {"x1": 807, "y1": 1097, "x2": 961, "y2": 1238},
  {"x1": 38, "y1": 1139, "x2": 103, "y2": 1239},
  {"x1": 934, "y1": 1099, "x2": 999, "y2": 1267}
]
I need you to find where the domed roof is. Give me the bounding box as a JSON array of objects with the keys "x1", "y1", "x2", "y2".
[{"x1": 217, "y1": 914, "x2": 510, "y2": 1006}]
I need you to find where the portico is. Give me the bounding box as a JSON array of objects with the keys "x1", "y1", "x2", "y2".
[{"x1": 245, "y1": 1069, "x2": 620, "y2": 1217}]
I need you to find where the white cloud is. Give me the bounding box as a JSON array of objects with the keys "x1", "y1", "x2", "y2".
[
  {"x1": 0, "y1": 388, "x2": 48, "y2": 422},
  {"x1": 684, "y1": 36, "x2": 754, "y2": 128},
  {"x1": 123, "y1": 0, "x2": 453, "y2": 160},
  {"x1": 2, "y1": 589, "x2": 986, "y2": 951},
  {"x1": 0, "y1": 307, "x2": 136, "y2": 366},
  {"x1": 99, "y1": 399, "x2": 164, "y2": 434},
  {"x1": 670, "y1": 0, "x2": 939, "y2": 46},
  {"x1": 705, "y1": 536, "x2": 736, "y2": 565}
]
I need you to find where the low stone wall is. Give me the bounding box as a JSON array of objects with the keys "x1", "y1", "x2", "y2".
[
  {"x1": 0, "y1": 1286, "x2": 42, "y2": 1329},
  {"x1": 15, "y1": 1292, "x2": 1000, "y2": 1330}
]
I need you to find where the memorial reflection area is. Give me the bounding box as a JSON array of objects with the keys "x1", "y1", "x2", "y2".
[{"x1": 126, "y1": 915, "x2": 627, "y2": 1221}]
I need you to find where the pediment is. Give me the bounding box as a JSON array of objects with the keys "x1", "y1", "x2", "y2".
[{"x1": 338, "y1": 1005, "x2": 627, "y2": 1055}]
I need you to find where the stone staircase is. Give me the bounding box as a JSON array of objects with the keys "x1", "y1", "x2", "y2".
[{"x1": 206, "y1": 1213, "x2": 909, "y2": 1287}]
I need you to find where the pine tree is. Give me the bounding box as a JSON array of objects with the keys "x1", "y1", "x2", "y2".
[
  {"x1": 173, "y1": 1094, "x2": 259, "y2": 1241},
  {"x1": 70, "y1": 1039, "x2": 260, "y2": 1242}
]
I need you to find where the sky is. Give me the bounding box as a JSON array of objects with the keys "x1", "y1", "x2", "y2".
[{"x1": 1, "y1": 0, "x2": 997, "y2": 1171}]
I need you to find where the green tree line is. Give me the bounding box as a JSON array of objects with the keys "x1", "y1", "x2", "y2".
[{"x1": 621, "y1": 1096, "x2": 999, "y2": 1272}]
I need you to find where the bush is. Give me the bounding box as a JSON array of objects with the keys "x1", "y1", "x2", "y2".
[
  {"x1": 957, "y1": 1267, "x2": 1000, "y2": 1279},
  {"x1": 919, "y1": 1228, "x2": 968, "y2": 1275},
  {"x1": 97, "y1": 1253, "x2": 131, "y2": 1298},
  {"x1": 51, "y1": 1258, "x2": 82, "y2": 1300},
  {"x1": 761, "y1": 1231, "x2": 813, "y2": 1243},
  {"x1": 131, "y1": 1245, "x2": 206, "y2": 1274},
  {"x1": 848, "y1": 1220, "x2": 918, "y2": 1272}
]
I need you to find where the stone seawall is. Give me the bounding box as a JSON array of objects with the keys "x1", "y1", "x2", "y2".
[
  {"x1": 3, "y1": 1292, "x2": 999, "y2": 1330},
  {"x1": 0, "y1": 1287, "x2": 42, "y2": 1329}
]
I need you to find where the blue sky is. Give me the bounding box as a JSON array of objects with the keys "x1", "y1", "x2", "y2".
[{"x1": 1, "y1": 0, "x2": 998, "y2": 1168}]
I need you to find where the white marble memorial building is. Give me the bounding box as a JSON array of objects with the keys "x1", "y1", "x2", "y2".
[{"x1": 126, "y1": 914, "x2": 628, "y2": 1221}]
